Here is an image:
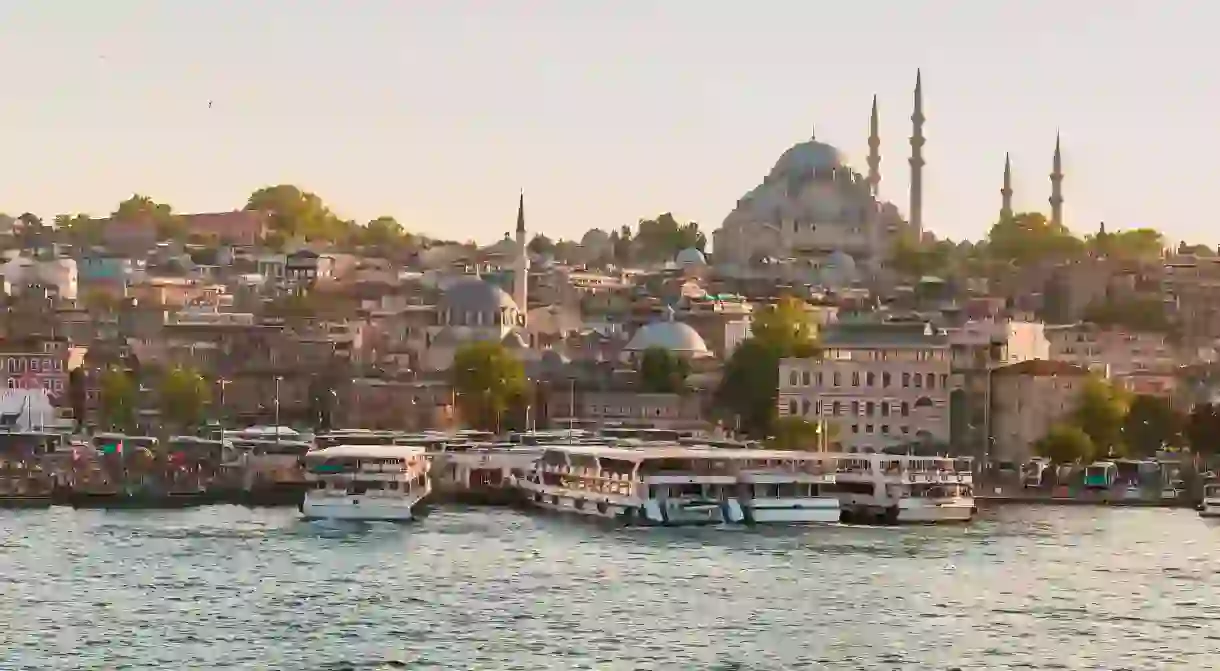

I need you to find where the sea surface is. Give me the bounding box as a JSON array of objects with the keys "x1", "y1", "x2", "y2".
[{"x1": 0, "y1": 505, "x2": 1218, "y2": 670}]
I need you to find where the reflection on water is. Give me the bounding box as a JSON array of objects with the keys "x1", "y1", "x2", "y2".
[{"x1": 1, "y1": 505, "x2": 1218, "y2": 669}]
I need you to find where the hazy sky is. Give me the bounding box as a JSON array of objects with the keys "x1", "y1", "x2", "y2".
[{"x1": 0, "y1": 1, "x2": 1213, "y2": 247}]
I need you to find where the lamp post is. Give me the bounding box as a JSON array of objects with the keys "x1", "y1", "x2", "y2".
[{"x1": 274, "y1": 375, "x2": 283, "y2": 444}]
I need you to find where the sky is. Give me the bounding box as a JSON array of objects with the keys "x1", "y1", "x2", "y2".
[{"x1": 0, "y1": 1, "x2": 1214, "y2": 248}]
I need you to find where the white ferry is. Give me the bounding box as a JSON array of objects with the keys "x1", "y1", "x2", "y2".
[
  {"x1": 301, "y1": 444, "x2": 431, "y2": 521},
  {"x1": 1200, "y1": 482, "x2": 1220, "y2": 518},
  {"x1": 517, "y1": 444, "x2": 840, "y2": 526},
  {"x1": 835, "y1": 453, "x2": 975, "y2": 524}
]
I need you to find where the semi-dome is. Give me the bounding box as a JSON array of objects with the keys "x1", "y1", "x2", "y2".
[
  {"x1": 624, "y1": 308, "x2": 710, "y2": 357},
  {"x1": 675, "y1": 247, "x2": 707, "y2": 267},
  {"x1": 439, "y1": 276, "x2": 519, "y2": 314}
]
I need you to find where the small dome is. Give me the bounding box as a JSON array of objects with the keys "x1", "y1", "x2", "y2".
[
  {"x1": 624, "y1": 314, "x2": 710, "y2": 357},
  {"x1": 675, "y1": 247, "x2": 707, "y2": 266},
  {"x1": 439, "y1": 276, "x2": 519, "y2": 314}
]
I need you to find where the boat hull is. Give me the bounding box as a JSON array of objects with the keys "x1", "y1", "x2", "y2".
[
  {"x1": 68, "y1": 492, "x2": 212, "y2": 509},
  {"x1": 743, "y1": 498, "x2": 841, "y2": 524},
  {"x1": 300, "y1": 494, "x2": 426, "y2": 522},
  {"x1": 0, "y1": 496, "x2": 53, "y2": 509},
  {"x1": 897, "y1": 499, "x2": 976, "y2": 523},
  {"x1": 1200, "y1": 501, "x2": 1220, "y2": 518}
]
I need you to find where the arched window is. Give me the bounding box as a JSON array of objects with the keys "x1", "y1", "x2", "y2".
[
  {"x1": 882, "y1": 372, "x2": 891, "y2": 387},
  {"x1": 788, "y1": 399, "x2": 798, "y2": 415},
  {"x1": 801, "y1": 399, "x2": 811, "y2": 415},
  {"x1": 914, "y1": 396, "x2": 934, "y2": 409},
  {"x1": 901, "y1": 402, "x2": 910, "y2": 417},
  {"x1": 789, "y1": 371, "x2": 798, "y2": 386},
  {"x1": 866, "y1": 372, "x2": 876, "y2": 387}
]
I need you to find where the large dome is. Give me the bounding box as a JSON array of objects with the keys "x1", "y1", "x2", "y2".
[
  {"x1": 439, "y1": 276, "x2": 518, "y2": 313},
  {"x1": 675, "y1": 247, "x2": 707, "y2": 267},
  {"x1": 624, "y1": 313, "x2": 710, "y2": 357},
  {"x1": 767, "y1": 138, "x2": 845, "y2": 180}
]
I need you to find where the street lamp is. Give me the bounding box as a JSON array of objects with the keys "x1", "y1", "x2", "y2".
[{"x1": 274, "y1": 375, "x2": 284, "y2": 443}]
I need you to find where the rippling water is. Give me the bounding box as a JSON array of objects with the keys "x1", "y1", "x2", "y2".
[{"x1": 1, "y1": 505, "x2": 1218, "y2": 670}]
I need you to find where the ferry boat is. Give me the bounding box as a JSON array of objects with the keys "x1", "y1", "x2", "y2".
[
  {"x1": 516, "y1": 444, "x2": 840, "y2": 526},
  {"x1": 301, "y1": 444, "x2": 431, "y2": 521},
  {"x1": 835, "y1": 453, "x2": 975, "y2": 524},
  {"x1": 1200, "y1": 482, "x2": 1220, "y2": 518}
]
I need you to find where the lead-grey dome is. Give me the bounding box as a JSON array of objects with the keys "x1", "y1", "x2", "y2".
[
  {"x1": 439, "y1": 276, "x2": 519, "y2": 313},
  {"x1": 624, "y1": 308, "x2": 710, "y2": 357}
]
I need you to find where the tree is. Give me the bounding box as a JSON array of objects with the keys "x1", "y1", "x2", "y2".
[
  {"x1": 986, "y1": 212, "x2": 1084, "y2": 265},
  {"x1": 1073, "y1": 377, "x2": 1129, "y2": 458},
  {"x1": 1186, "y1": 403, "x2": 1220, "y2": 459},
  {"x1": 1035, "y1": 423, "x2": 1095, "y2": 464},
  {"x1": 767, "y1": 417, "x2": 823, "y2": 451},
  {"x1": 1122, "y1": 394, "x2": 1181, "y2": 456},
  {"x1": 888, "y1": 234, "x2": 953, "y2": 279},
  {"x1": 714, "y1": 297, "x2": 820, "y2": 438},
  {"x1": 54, "y1": 213, "x2": 104, "y2": 246},
  {"x1": 159, "y1": 367, "x2": 210, "y2": 429},
  {"x1": 636, "y1": 347, "x2": 690, "y2": 393},
  {"x1": 360, "y1": 215, "x2": 407, "y2": 248},
  {"x1": 528, "y1": 234, "x2": 555, "y2": 256},
  {"x1": 68, "y1": 367, "x2": 87, "y2": 431},
  {"x1": 750, "y1": 296, "x2": 820, "y2": 356},
  {"x1": 99, "y1": 367, "x2": 137, "y2": 432},
  {"x1": 1082, "y1": 297, "x2": 1172, "y2": 333},
  {"x1": 246, "y1": 184, "x2": 352, "y2": 243},
  {"x1": 451, "y1": 341, "x2": 527, "y2": 432},
  {"x1": 112, "y1": 194, "x2": 183, "y2": 240},
  {"x1": 1089, "y1": 227, "x2": 1164, "y2": 260},
  {"x1": 633, "y1": 213, "x2": 706, "y2": 263}
]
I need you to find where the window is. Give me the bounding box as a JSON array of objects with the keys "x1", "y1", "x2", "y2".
[
  {"x1": 851, "y1": 424, "x2": 859, "y2": 434},
  {"x1": 832, "y1": 401, "x2": 841, "y2": 416},
  {"x1": 883, "y1": 372, "x2": 891, "y2": 387},
  {"x1": 901, "y1": 402, "x2": 910, "y2": 417},
  {"x1": 940, "y1": 374, "x2": 948, "y2": 389},
  {"x1": 816, "y1": 372, "x2": 824, "y2": 386},
  {"x1": 42, "y1": 358, "x2": 51, "y2": 371},
  {"x1": 881, "y1": 425, "x2": 890, "y2": 434},
  {"x1": 852, "y1": 371, "x2": 860, "y2": 387},
  {"x1": 833, "y1": 372, "x2": 841, "y2": 387},
  {"x1": 901, "y1": 425, "x2": 910, "y2": 434},
  {"x1": 927, "y1": 373, "x2": 935, "y2": 389},
  {"x1": 789, "y1": 371, "x2": 798, "y2": 386},
  {"x1": 5, "y1": 379, "x2": 14, "y2": 389},
  {"x1": 881, "y1": 402, "x2": 890, "y2": 417},
  {"x1": 865, "y1": 401, "x2": 875, "y2": 416},
  {"x1": 801, "y1": 399, "x2": 811, "y2": 415},
  {"x1": 914, "y1": 374, "x2": 922, "y2": 388},
  {"x1": 29, "y1": 359, "x2": 39, "y2": 372},
  {"x1": 788, "y1": 400, "x2": 797, "y2": 415},
  {"x1": 866, "y1": 424, "x2": 874, "y2": 433},
  {"x1": 851, "y1": 401, "x2": 859, "y2": 416},
  {"x1": 866, "y1": 372, "x2": 875, "y2": 387},
  {"x1": 802, "y1": 371, "x2": 811, "y2": 386},
  {"x1": 902, "y1": 372, "x2": 910, "y2": 388}
]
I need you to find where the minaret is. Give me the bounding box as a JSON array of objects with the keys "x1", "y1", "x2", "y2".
[
  {"x1": 1049, "y1": 133, "x2": 1064, "y2": 229},
  {"x1": 866, "y1": 94, "x2": 881, "y2": 198},
  {"x1": 1000, "y1": 153, "x2": 1013, "y2": 221},
  {"x1": 908, "y1": 69, "x2": 925, "y2": 237},
  {"x1": 513, "y1": 191, "x2": 528, "y2": 325}
]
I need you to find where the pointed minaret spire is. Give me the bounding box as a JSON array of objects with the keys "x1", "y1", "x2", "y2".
[
  {"x1": 908, "y1": 69, "x2": 925, "y2": 237},
  {"x1": 1000, "y1": 153, "x2": 1013, "y2": 221},
  {"x1": 515, "y1": 190, "x2": 526, "y2": 235},
  {"x1": 1049, "y1": 132, "x2": 1064, "y2": 229},
  {"x1": 866, "y1": 94, "x2": 881, "y2": 198}
]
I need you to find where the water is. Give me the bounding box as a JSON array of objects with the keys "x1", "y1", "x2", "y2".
[{"x1": 1, "y1": 505, "x2": 1217, "y2": 670}]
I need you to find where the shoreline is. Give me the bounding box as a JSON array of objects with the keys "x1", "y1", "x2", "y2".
[{"x1": 976, "y1": 495, "x2": 1196, "y2": 509}]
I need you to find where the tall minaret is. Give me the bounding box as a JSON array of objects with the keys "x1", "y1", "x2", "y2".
[
  {"x1": 1000, "y1": 152, "x2": 1014, "y2": 221},
  {"x1": 513, "y1": 191, "x2": 528, "y2": 324},
  {"x1": 866, "y1": 94, "x2": 881, "y2": 198},
  {"x1": 908, "y1": 69, "x2": 925, "y2": 237},
  {"x1": 1049, "y1": 133, "x2": 1064, "y2": 229}
]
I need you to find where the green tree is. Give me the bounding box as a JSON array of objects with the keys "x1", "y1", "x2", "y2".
[
  {"x1": 55, "y1": 213, "x2": 104, "y2": 246},
  {"x1": 1089, "y1": 227, "x2": 1164, "y2": 260},
  {"x1": 451, "y1": 341, "x2": 527, "y2": 432},
  {"x1": 1073, "y1": 377, "x2": 1129, "y2": 458},
  {"x1": 246, "y1": 184, "x2": 352, "y2": 243},
  {"x1": 986, "y1": 211, "x2": 1084, "y2": 265},
  {"x1": 360, "y1": 215, "x2": 407, "y2": 248},
  {"x1": 1122, "y1": 394, "x2": 1181, "y2": 456},
  {"x1": 1082, "y1": 298, "x2": 1172, "y2": 333},
  {"x1": 1186, "y1": 403, "x2": 1220, "y2": 459},
  {"x1": 99, "y1": 367, "x2": 137, "y2": 431},
  {"x1": 750, "y1": 296, "x2": 821, "y2": 356},
  {"x1": 1035, "y1": 423, "x2": 1095, "y2": 464},
  {"x1": 159, "y1": 366, "x2": 210, "y2": 429},
  {"x1": 636, "y1": 347, "x2": 690, "y2": 393},
  {"x1": 112, "y1": 194, "x2": 183, "y2": 240},
  {"x1": 633, "y1": 213, "x2": 705, "y2": 262},
  {"x1": 767, "y1": 416, "x2": 823, "y2": 451},
  {"x1": 714, "y1": 296, "x2": 820, "y2": 437},
  {"x1": 527, "y1": 233, "x2": 555, "y2": 256},
  {"x1": 888, "y1": 234, "x2": 953, "y2": 279}
]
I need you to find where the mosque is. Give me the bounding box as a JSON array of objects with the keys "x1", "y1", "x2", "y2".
[{"x1": 711, "y1": 70, "x2": 1068, "y2": 285}]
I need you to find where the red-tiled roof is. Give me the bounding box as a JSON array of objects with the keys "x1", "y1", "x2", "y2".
[{"x1": 992, "y1": 359, "x2": 1091, "y2": 377}]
